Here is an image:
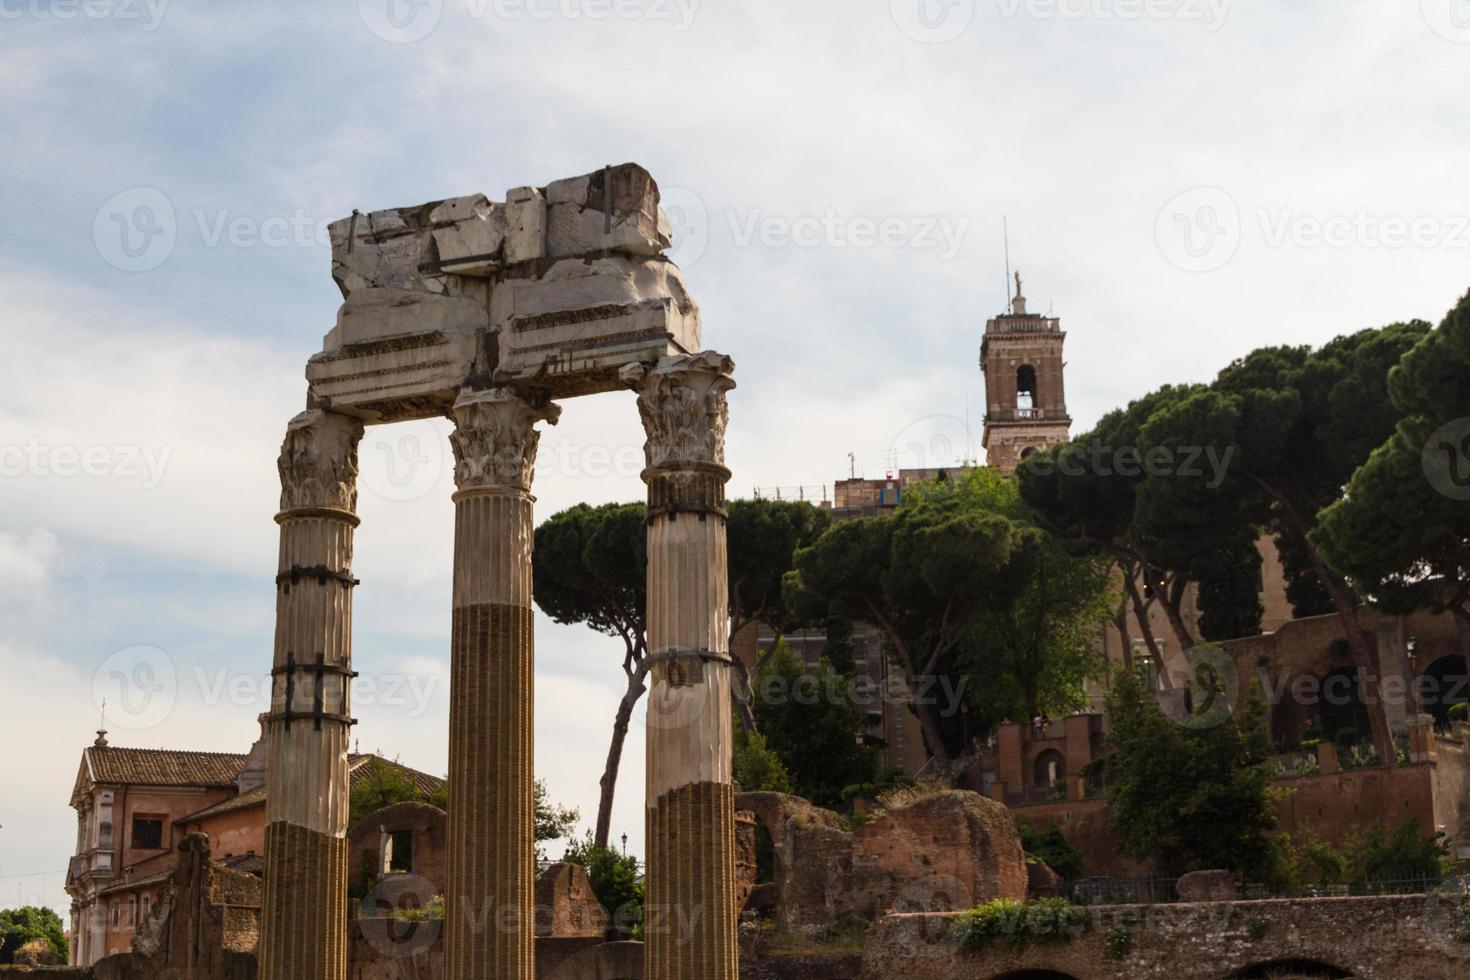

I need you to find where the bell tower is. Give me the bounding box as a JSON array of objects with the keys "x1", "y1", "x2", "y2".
[{"x1": 980, "y1": 271, "x2": 1071, "y2": 474}]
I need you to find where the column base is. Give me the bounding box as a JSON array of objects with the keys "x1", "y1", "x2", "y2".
[
  {"x1": 645, "y1": 780, "x2": 739, "y2": 980},
  {"x1": 258, "y1": 821, "x2": 348, "y2": 980}
]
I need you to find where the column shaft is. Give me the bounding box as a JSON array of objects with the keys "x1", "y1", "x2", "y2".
[
  {"x1": 258, "y1": 410, "x2": 363, "y2": 980},
  {"x1": 626, "y1": 352, "x2": 739, "y2": 980},
  {"x1": 444, "y1": 388, "x2": 558, "y2": 980}
]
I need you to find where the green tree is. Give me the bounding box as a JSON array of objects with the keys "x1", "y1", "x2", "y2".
[
  {"x1": 0, "y1": 907, "x2": 66, "y2": 964},
  {"x1": 732, "y1": 719, "x2": 793, "y2": 793},
  {"x1": 1103, "y1": 670, "x2": 1282, "y2": 879},
  {"x1": 785, "y1": 469, "x2": 1021, "y2": 768},
  {"x1": 534, "y1": 502, "x2": 647, "y2": 849},
  {"x1": 1018, "y1": 386, "x2": 1211, "y2": 671},
  {"x1": 1139, "y1": 322, "x2": 1431, "y2": 761},
  {"x1": 727, "y1": 498, "x2": 832, "y2": 731},
  {"x1": 349, "y1": 757, "x2": 431, "y2": 828},
  {"x1": 1315, "y1": 289, "x2": 1470, "y2": 669},
  {"x1": 564, "y1": 832, "x2": 644, "y2": 932},
  {"x1": 952, "y1": 472, "x2": 1111, "y2": 728},
  {"x1": 751, "y1": 641, "x2": 879, "y2": 807},
  {"x1": 1014, "y1": 817, "x2": 1085, "y2": 880}
]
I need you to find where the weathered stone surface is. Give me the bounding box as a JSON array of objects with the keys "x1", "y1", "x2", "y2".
[
  {"x1": 737, "y1": 790, "x2": 1027, "y2": 938},
  {"x1": 535, "y1": 863, "x2": 609, "y2": 938},
  {"x1": 1025, "y1": 854, "x2": 1063, "y2": 898},
  {"x1": 305, "y1": 164, "x2": 698, "y2": 419},
  {"x1": 13, "y1": 937, "x2": 61, "y2": 966},
  {"x1": 1175, "y1": 868, "x2": 1238, "y2": 902},
  {"x1": 861, "y1": 895, "x2": 1470, "y2": 980}
]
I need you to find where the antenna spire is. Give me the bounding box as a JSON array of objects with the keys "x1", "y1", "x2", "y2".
[{"x1": 1003, "y1": 216, "x2": 1011, "y2": 314}]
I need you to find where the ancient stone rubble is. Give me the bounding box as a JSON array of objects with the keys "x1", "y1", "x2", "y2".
[{"x1": 307, "y1": 162, "x2": 701, "y2": 421}]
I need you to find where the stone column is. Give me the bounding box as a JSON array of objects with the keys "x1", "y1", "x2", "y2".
[
  {"x1": 444, "y1": 387, "x2": 560, "y2": 980},
  {"x1": 623, "y1": 352, "x2": 739, "y2": 980},
  {"x1": 258, "y1": 409, "x2": 363, "y2": 980}
]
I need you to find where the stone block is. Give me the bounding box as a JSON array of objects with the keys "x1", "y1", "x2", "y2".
[
  {"x1": 1175, "y1": 869, "x2": 1237, "y2": 902},
  {"x1": 544, "y1": 163, "x2": 670, "y2": 258},
  {"x1": 534, "y1": 862, "x2": 608, "y2": 938},
  {"x1": 505, "y1": 185, "x2": 546, "y2": 264},
  {"x1": 1026, "y1": 855, "x2": 1063, "y2": 899},
  {"x1": 431, "y1": 194, "x2": 506, "y2": 276}
]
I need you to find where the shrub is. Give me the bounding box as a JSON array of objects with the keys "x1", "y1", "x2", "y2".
[
  {"x1": 1450, "y1": 703, "x2": 1469, "y2": 723},
  {"x1": 1015, "y1": 817, "x2": 1085, "y2": 880},
  {"x1": 951, "y1": 898, "x2": 1085, "y2": 950}
]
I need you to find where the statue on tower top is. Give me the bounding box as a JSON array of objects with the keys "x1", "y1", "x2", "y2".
[{"x1": 1012, "y1": 269, "x2": 1027, "y2": 315}]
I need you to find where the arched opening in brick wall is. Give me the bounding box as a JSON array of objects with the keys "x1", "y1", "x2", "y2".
[
  {"x1": 1226, "y1": 959, "x2": 1352, "y2": 978},
  {"x1": 1032, "y1": 749, "x2": 1066, "y2": 791},
  {"x1": 1016, "y1": 364, "x2": 1038, "y2": 413},
  {"x1": 1421, "y1": 654, "x2": 1470, "y2": 728}
]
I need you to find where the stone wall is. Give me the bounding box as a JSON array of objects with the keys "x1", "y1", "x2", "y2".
[
  {"x1": 347, "y1": 801, "x2": 449, "y2": 901},
  {"x1": 736, "y1": 790, "x2": 1027, "y2": 936},
  {"x1": 860, "y1": 894, "x2": 1470, "y2": 980}
]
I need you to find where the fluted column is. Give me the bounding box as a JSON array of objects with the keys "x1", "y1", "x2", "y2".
[
  {"x1": 623, "y1": 352, "x2": 738, "y2": 980},
  {"x1": 444, "y1": 387, "x2": 560, "y2": 980},
  {"x1": 258, "y1": 409, "x2": 363, "y2": 980}
]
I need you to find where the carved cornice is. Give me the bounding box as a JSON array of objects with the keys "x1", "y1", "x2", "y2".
[
  {"x1": 621, "y1": 351, "x2": 736, "y2": 471},
  {"x1": 450, "y1": 388, "x2": 561, "y2": 492},
  {"x1": 278, "y1": 410, "x2": 364, "y2": 514}
]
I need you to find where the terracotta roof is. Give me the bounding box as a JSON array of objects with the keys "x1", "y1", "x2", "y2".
[
  {"x1": 81, "y1": 747, "x2": 245, "y2": 792},
  {"x1": 218, "y1": 852, "x2": 264, "y2": 876},
  {"x1": 348, "y1": 755, "x2": 445, "y2": 800},
  {"x1": 176, "y1": 785, "x2": 267, "y2": 825},
  {"x1": 97, "y1": 869, "x2": 174, "y2": 898}
]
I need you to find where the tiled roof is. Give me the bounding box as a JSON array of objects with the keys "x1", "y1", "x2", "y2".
[
  {"x1": 85, "y1": 746, "x2": 245, "y2": 789},
  {"x1": 176, "y1": 785, "x2": 267, "y2": 825},
  {"x1": 217, "y1": 852, "x2": 264, "y2": 876},
  {"x1": 349, "y1": 755, "x2": 446, "y2": 800}
]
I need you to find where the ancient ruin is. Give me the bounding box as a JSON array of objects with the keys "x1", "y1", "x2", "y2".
[{"x1": 257, "y1": 164, "x2": 737, "y2": 980}]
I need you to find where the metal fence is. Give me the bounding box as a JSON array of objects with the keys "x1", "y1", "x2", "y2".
[{"x1": 1061, "y1": 874, "x2": 1455, "y2": 906}]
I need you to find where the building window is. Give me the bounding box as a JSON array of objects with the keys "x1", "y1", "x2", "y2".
[
  {"x1": 131, "y1": 817, "x2": 165, "y2": 850},
  {"x1": 387, "y1": 831, "x2": 414, "y2": 874},
  {"x1": 1016, "y1": 364, "x2": 1038, "y2": 413}
]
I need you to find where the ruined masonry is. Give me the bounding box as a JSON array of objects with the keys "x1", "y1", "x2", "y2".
[{"x1": 257, "y1": 163, "x2": 736, "y2": 980}]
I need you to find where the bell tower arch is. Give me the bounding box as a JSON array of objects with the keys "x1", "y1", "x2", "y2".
[{"x1": 980, "y1": 271, "x2": 1072, "y2": 474}]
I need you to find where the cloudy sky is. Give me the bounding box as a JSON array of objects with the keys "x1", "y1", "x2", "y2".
[{"x1": 3, "y1": 0, "x2": 1469, "y2": 915}]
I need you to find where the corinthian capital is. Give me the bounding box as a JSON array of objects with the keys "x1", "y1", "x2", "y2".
[
  {"x1": 278, "y1": 410, "x2": 364, "y2": 513},
  {"x1": 450, "y1": 388, "x2": 562, "y2": 492},
  {"x1": 621, "y1": 351, "x2": 736, "y2": 470}
]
